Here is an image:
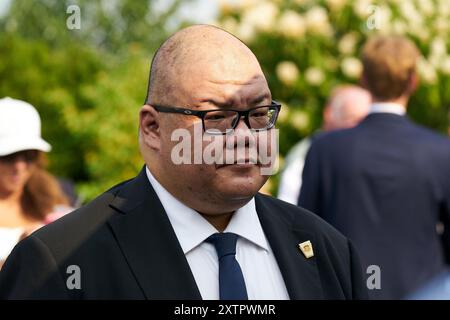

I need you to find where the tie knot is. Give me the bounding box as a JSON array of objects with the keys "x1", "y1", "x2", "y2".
[{"x1": 206, "y1": 232, "x2": 238, "y2": 259}]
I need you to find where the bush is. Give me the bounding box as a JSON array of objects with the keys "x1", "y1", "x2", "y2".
[
  {"x1": 215, "y1": 0, "x2": 450, "y2": 194},
  {"x1": 0, "y1": 0, "x2": 183, "y2": 201}
]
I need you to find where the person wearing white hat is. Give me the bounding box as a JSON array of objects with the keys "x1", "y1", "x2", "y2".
[
  {"x1": 0, "y1": 97, "x2": 70, "y2": 269},
  {"x1": 0, "y1": 97, "x2": 52, "y2": 156}
]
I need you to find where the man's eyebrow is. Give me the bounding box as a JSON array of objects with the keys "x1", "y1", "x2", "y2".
[
  {"x1": 250, "y1": 92, "x2": 271, "y2": 105},
  {"x1": 199, "y1": 93, "x2": 272, "y2": 108},
  {"x1": 200, "y1": 99, "x2": 230, "y2": 108}
]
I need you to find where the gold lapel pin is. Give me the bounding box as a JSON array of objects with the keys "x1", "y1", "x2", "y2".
[{"x1": 298, "y1": 240, "x2": 314, "y2": 259}]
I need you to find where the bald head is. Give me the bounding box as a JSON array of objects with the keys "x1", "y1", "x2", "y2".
[
  {"x1": 145, "y1": 25, "x2": 262, "y2": 105},
  {"x1": 323, "y1": 85, "x2": 371, "y2": 131}
]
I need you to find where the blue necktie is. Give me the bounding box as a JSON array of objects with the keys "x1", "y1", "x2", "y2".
[{"x1": 207, "y1": 232, "x2": 248, "y2": 300}]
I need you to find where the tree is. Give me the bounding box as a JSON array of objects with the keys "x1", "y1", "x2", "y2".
[{"x1": 0, "y1": 0, "x2": 189, "y2": 201}]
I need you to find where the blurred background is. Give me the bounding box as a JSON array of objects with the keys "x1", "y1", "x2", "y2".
[{"x1": 0, "y1": 0, "x2": 449, "y2": 201}]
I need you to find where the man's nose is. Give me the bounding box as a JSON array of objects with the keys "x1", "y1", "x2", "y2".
[
  {"x1": 229, "y1": 117, "x2": 256, "y2": 148},
  {"x1": 235, "y1": 116, "x2": 251, "y2": 131}
]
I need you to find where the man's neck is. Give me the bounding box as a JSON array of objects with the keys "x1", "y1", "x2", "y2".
[
  {"x1": 372, "y1": 95, "x2": 408, "y2": 108},
  {"x1": 198, "y1": 211, "x2": 234, "y2": 232}
]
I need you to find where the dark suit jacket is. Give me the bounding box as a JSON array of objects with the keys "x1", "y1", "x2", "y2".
[
  {"x1": 0, "y1": 167, "x2": 367, "y2": 299},
  {"x1": 299, "y1": 113, "x2": 450, "y2": 299}
]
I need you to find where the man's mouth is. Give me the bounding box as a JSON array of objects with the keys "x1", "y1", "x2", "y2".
[{"x1": 216, "y1": 157, "x2": 259, "y2": 168}]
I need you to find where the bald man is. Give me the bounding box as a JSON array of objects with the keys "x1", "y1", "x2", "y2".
[
  {"x1": 278, "y1": 85, "x2": 371, "y2": 205},
  {"x1": 0, "y1": 25, "x2": 367, "y2": 300}
]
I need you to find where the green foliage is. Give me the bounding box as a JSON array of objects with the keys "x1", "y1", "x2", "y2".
[
  {"x1": 0, "y1": 0, "x2": 183, "y2": 53},
  {"x1": 0, "y1": 0, "x2": 187, "y2": 201}
]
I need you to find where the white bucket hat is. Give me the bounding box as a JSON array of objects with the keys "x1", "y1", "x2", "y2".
[{"x1": 0, "y1": 97, "x2": 51, "y2": 156}]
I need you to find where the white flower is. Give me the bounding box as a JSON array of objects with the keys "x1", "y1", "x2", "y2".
[
  {"x1": 241, "y1": 1, "x2": 279, "y2": 33},
  {"x1": 415, "y1": 0, "x2": 435, "y2": 17},
  {"x1": 434, "y1": 17, "x2": 449, "y2": 36},
  {"x1": 276, "y1": 61, "x2": 300, "y2": 85},
  {"x1": 305, "y1": 67, "x2": 325, "y2": 86},
  {"x1": 412, "y1": 27, "x2": 430, "y2": 42},
  {"x1": 291, "y1": 110, "x2": 310, "y2": 131},
  {"x1": 236, "y1": 22, "x2": 256, "y2": 43},
  {"x1": 353, "y1": 0, "x2": 372, "y2": 18},
  {"x1": 276, "y1": 102, "x2": 289, "y2": 124},
  {"x1": 440, "y1": 56, "x2": 450, "y2": 75},
  {"x1": 430, "y1": 37, "x2": 447, "y2": 59},
  {"x1": 365, "y1": 5, "x2": 392, "y2": 32},
  {"x1": 377, "y1": 5, "x2": 392, "y2": 33},
  {"x1": 428, "y1": 38, "x2": 447, "y2": 68},
  {"x1": 437, "y1": 0, "x2": 450, "y2": 16},
  {"x1": 305, "y1": 7, "x2": 333, "y2": 37},
  {"x1": 219, "y1": 17, "x2": 239, "y2": 34},
  {"x1": 238, "y1": 0, "x2": 259, "y2": 11},
  {"x1": 218, "y1": 0, "x2": 237, "y2": 15},
  {"x1": 338, "y1": 32, "x2": 358, "y2": 55},
  {"x1": 293, "y1": 0, "x2": 309, "y2": 5},
  {"x1": 277, "y1": 10, "x2": 306, "y2": 38},
  {"x1": 417, "y1": 57, "x2": 438, "y2": 84},
  {"x1": 392, "y1": 21, "x2": 407, "y2": 35},
  {"x1": 400, "y1": 2, "x2": 423, "y2": 26},
  {"x1": 341, "y1": 57, "x2": 363, "y2": 79},
  {"x1": 325, "y1": 0, "x2": 347, "y2": 11}
]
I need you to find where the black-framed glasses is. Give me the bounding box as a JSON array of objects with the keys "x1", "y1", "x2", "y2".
[{"x1": 150, "y1": 100, "x2": 281, "y2": 134}]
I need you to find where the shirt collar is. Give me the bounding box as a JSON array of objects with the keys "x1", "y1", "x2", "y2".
[
  {"x1": 369, "y1": 102, "x2": 406, "y2": 116},
  {"x1": 146, "y1": 167, "x2": 269, "y2": 254}
]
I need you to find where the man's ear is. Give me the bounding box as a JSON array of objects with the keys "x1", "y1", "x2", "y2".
[
  {"x1": 139, "y1": 104, "x2": 161, "y2": 151},
  {"x1": 322, "y1": 105, "x2": 333, "y2": 131},
  {"x1": 359, "y1": 72, "x2": 369, "y2": 90},
  {"x1": 407, "y1": 71, "x2": 419, "y2": 94}
]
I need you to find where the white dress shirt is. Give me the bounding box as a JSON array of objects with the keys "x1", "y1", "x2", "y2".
[
  {"x1": 0, "y1": 227, "x2": 23, "y2": 262},
  {"x1": 369, "y1": 102, "x2": 406, "y2": 116},
  {"x1": 146, "y1": 167, "x2": 290, "y2": 300}
]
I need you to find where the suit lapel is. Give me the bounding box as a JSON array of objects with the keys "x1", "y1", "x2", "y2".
[
  {"x1": 105, "y1": 169, "x2": 324, "y2": 299},
  {"x1": 255, "y1": 194, "x2": 324, "y2": 299},
  {"x1": 107, "y1": 167, "x2": 202, "y2": 299}
]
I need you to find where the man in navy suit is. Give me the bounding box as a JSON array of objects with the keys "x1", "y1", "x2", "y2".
[{"x1": 299, "y1": 35, "x2": 450, "y2": 299}]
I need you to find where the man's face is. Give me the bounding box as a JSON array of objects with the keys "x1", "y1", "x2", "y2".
[{"x1": 155, "y1": 54, "x2": 275, "y2": 213}]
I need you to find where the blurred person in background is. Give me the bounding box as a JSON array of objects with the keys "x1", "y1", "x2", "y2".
[
  {"x1": 299, "y1": 35, "x2": 450, "y2": 299},
  {"x1": 0, "y1": 97, "x2": 71, "y2": 269},
  {"x1": 277, "y1": 85, "x2": 371, "y2": 205}
]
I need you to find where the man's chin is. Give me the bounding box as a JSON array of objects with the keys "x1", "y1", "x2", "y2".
[{"x1": 216, "y1": 177, "x2": 266, "y2": 199}]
